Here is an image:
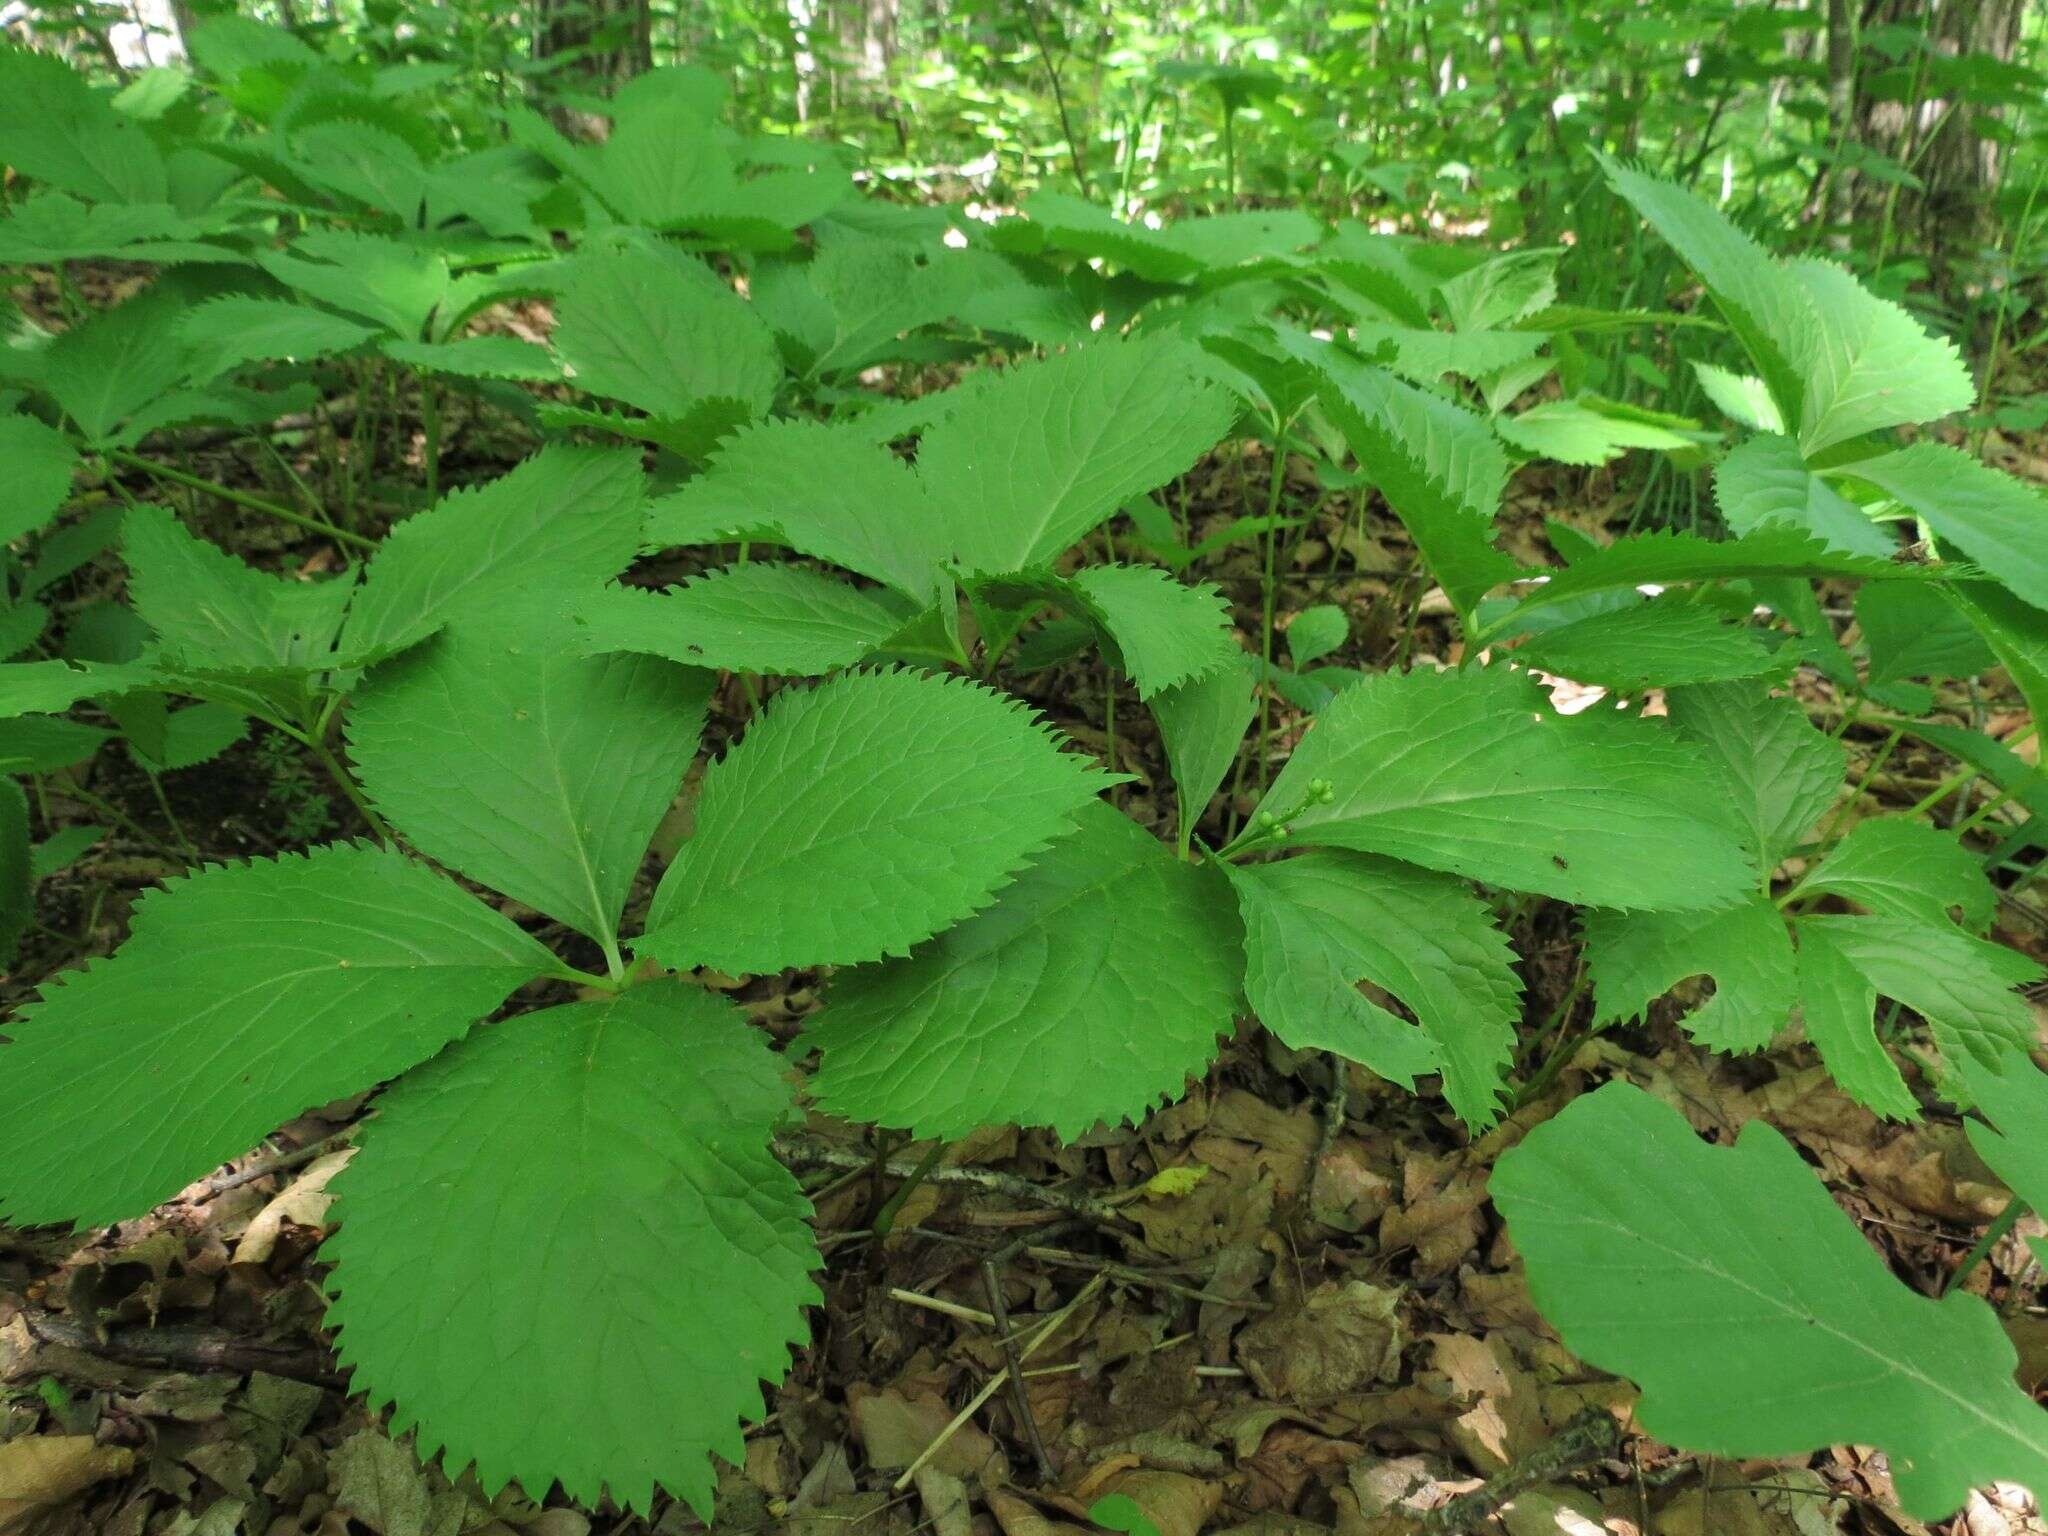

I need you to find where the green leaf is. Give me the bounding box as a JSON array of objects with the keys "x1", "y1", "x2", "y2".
[
  {"x1": 0, "y1": 779, "x2": 28, "y2": 969},
  {"x1": 256, "y1": 230, "x2": 448, "y2": 340},
  {"x1": 41, "y1": 285, "x2": 198, "y2": 445},
  {"x1": 1492, "y1": 1081, "x2": 2048, "y2": 1521},
  {"x1": 1511, "y1": 600, "x2": 1779, "y2": 692},
  {"x1": 32, "y1": 823, "x2": 103, "y2": 880},
  {"x1": 341, "y1": 446, "x2": 645, "y2": 657},
  {"x1": 1284, "y1": 606, "x2": 1348, "y2": 670},
  {"x1": 1349, "y1": 323, "x2": 1547, "y2": 388},
  {"x1": 1857, "y1": 583, "x2": 1995, "y2": 687},
  {"x1": 1596, "y1": 155, "x2": 1810, "y2": 434},
  {"x1": 918, "y1": 334, "x2": 1236, "y2": 575},
  {"x1": 1794, "y1": 917, "x2": 1919, "y2": 1120},
  {"x1": 1955, "y1": 1051, "x2": 2048, "y2": 1264},
  {"x1": 553, "y1": 244, "x2": 780, "y2": 422},
  {"x1": 1796, "y1": 818, "x2": 1995, "y2": 931},
  {"x1": 123, "y1": 505, "x2": 357, "y2": 676},
  {"x1": 1664, "y1": 682, "x2": 1843, "y2": 871},
  {"x1": 1278, "y1": 331, "x2": 1514, "y2": 624},
  {"x1": 571, "y1": 567, "x2": 904, "y2": 676},
  {"x1": 177, "y1": 297, "x2": 379, "y2": 374},
  {"x1": 640, "y1": 669, "x2": 1105, "y2": 974},
  {"x1": 1495, "y1": 398, "x2": 1695, "y2": 466},
  {"x1": 1250, "y1": 666, "x2": 1753, "y2": 910},
  {"x1": 129, "y1": 701, "x2": 248, "y2": 773},
  {"x1": 1010, "y1": 190, "x2": 1203, "y2": 282},
  {"x1": 1691, "y1": 362, "x2": 1783, "y2": 433},
  {"x1": 646, "y1": 420, "x2": 949, "y2": 602},
  {"x1": 0, "y1": 844, "x2": 554, "y2": 1227},
  {"x1": 1582, "y1": 898, "x2": 1795, "y2": 1052},
  {"x1": 1840, "y1": 443, "x2": 2048, "y2": 611},
  {"x1": 1062, "y1": 565, "x2": 1239, "y2": 699},
  {"x1": 348, "y1": 632, "x2": 710, "y2": 951},
  {"x1": 0, "y1": 659, "x2": 163, "y2": 719},
  {"x1": 1949, "y1": 583, "x2": 2048, "y2": 731},
  {"x1": 0, "y1": 186, "x2": 212, "y2": 265},
  {"x1": 1794, "y1": 914, "x2": 2041, "y2": 1071},
  {"x1": 0, "y1": 414, "x2": 79, "y2": 543},
  {"x1": 325, "y1": 982, "x2": 818, "y2": 1518},
  {"x1": 0, "y1": 715, "x2": 111, "y2": 774},
  {"x1": 1495, "y1": 526, "x2": 1911, "y2": 629},
  {"x1": 381, "y1": 336, "x2": 561, "y2": 382},
  {"x1": 805, "y1": 803, "x2": 1241, "y2": 1140},
  {"x1": 1715, "y1": 434, "x2": 1893, "y2": 558},
  {"x1": 1785, "y1": 259, "x2": 1973, "y2": 457},
  {"x1": 1226, "y1": 850, "x2": 1520, "y2": 1126},
  {"x1": 1152, "y1": 657, "x2": 1256, "y2": 854}
]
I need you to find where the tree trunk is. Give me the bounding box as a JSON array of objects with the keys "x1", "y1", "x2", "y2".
[
  {"x1": 1856, "y1": 0, "x2": 2025, "y2": 279},
  {"x1": 1822, "y1": 0, "x2": 1856, "y2": 249},
  {"x1": 534, "y1": 0, "x2": 651, "y2": 134}
]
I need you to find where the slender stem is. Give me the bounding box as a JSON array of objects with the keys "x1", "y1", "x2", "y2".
[
  {"x1": 1512, "y1": 967, "x2": 1592, "y2": 1110},
  {"x1": 420, "y1": 370, "x2": 441, "y2": 506},
  {"x1": 1945, "y1": 1195, "x2": 2027, "y2": 1298},
  {"x1": 871, "y1": 1140, "x2": 946, "y2": 1240},
  {"x1": 1254, "y1": 440, "x2": 1291, "y2": 798},
  {"x1": 307, "y1": 738, "x2": 392, "y2": 843},
  {"x1": 142, "y1": 769, "x2": 198, "y2": 861},
  {"x1": 107, "y1": 449, "x2": 375, "y2": 550}
]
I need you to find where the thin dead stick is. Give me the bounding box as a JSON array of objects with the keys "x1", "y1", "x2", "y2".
[
  {"x1": 773, "y1": 1136, "x2": 1122, "y2": 1224},
  {"x1": 888, "y1": 1288, "x2": 998, "y2": 1327},
  {"x1": 1421, "y1": 1405, "x2": 1622, "y2": 1532},
  {"x1": 17, "y1": 1308, "x2": 346, "y2": 1390},
  {"x1": 1021, "y1": 1246, "x2": 1273, "y2": 1310},
  {"x1": 983, "y1": 1258, "x2": 1057, "y2": 1481},
  {"x1": 190, "y1": 1129, "x2": 356, "y2": 1203},
  {"x1": 893, "y1": 1276, "x2": 1105, "y2": 1493}
]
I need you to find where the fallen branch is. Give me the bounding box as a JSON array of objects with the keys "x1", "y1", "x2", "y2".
[
  {"x1": 14, "y1": 1308, "x2": 346, "y2": 1390},
  {"x1": 1421, "y1": 1405, "x2": 1623, "y2": 1532},
  {"x1": 773, "y1": 1135, "x2": 1123, "y2": 1224}
]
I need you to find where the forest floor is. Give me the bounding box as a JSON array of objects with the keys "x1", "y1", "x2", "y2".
[{"x1": 2, "y1": 268, "x2": 2047, "y2": 1536}]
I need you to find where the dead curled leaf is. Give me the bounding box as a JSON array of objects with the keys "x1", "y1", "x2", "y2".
[
  {"x1": 233, "y1": 1148, "x2": 355, "y2": 1266},
  {"x1": 1235, "y1": 1281, "x2": 1404, "y2": 1403},
  {"x1": 0, "y1": 1435, "x2": 135, "y2": 1534}
]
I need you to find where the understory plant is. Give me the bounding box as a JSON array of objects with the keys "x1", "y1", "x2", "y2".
[{"x1": 2, "y1": 35, "x2": 2047, "y2": 1526}]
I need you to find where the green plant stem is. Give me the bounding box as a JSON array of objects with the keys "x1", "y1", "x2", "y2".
[
  {"x1": 420, "y1": 370, "x2": 441, "y2": 505},
  {"x1": 142, "y1": 768, "x2": 198, "y2": 861},
  {"x1": 871, "y1": 1140, "x2": 946, "y2": 1239},
  {"x1": 546, "y1": 959, "x2": 622, "y2": 993},
  {"x1": 1254, "y1": 441, "x2": 1291, "y2": 798},
  {"x1": 108, "y1": 449, "x2": 375, "y2": 550},
  {"x1": 306, "y1": 737, "x2": 392, "y2": 843},
  {"x1": 1945, "y1": 1195, "x2": 2027, "y2": 1297},
  {"x1": 1221, "y1": 107, "x2": 1237, "y2": 209},
  {"x1": 1513, "y1": 967, "x2": 1592, "y2": 1110}
]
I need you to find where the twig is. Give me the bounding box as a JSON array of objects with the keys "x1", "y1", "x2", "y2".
[
  {"x1": 888, "y1": 1288, "x2": 997, "y2": 1327},
  {"x1": 1021, "y1": 1246, "x2": 1273, "y2": 1310},
  {"x1": 983, "y1": 1258, "x2": 1057, "y2": 1481},
  {"x1": 190, "y1": 1129, "x2": 356, "y2": 1203},
  {"x1": 1421, "y1": 1406, "x2": 1623, "y2": 1532},
  {"x1": 892, "y1": 1275, "x2": 1104, "y2": 1493},
  {"x1": 773, "y1": 1136, "x2": 1123, "y2": 1224},
  {"x1": 16, "y1": 1308, "x2": 345, "y2": 1390}
]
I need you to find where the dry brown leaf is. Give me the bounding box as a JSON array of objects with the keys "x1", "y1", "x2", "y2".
[
  {"x1": 1426, "y1": 1334, "x2": 1546, "y2": 1475},
  {"x1": 0, "y1": 1436, "x2": 134, "y2": 1534},
  {"x1": 1089, "y1": 1468, "x2": 1222, "y2": 1536},
  {"x1": 1235, "y1": 1281, "x2": 1404, "y2": 1403},
  {"x1": 233, "y1": 1149, "x2": 355, "y2": 1266},
  {"x1": 1380, "y1": 1154, "x2": 1486, "y2": 1277},
  {"x1": 848, "y1": 1385, "x2": 1004, "y2": 1479}
]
